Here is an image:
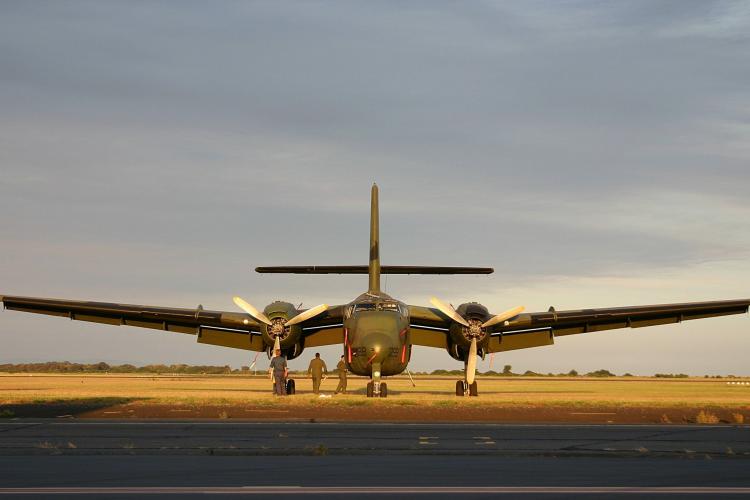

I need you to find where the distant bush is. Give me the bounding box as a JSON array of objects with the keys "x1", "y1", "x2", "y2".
[
  {"x1": 430, "y1": 369, "x2": 463, "y2": 376},
  {"x1": 585, "y1": 369, "x2": 615, "y2": 377},
  {"x1": 654, "y1": 373, "x2": 689, "y2": 378}
]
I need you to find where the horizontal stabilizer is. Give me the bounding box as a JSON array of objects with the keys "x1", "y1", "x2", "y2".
[{"x1": 255, "y1": 265, "x2": 493, "y2": 275}]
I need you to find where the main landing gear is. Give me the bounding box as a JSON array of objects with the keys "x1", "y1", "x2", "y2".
[
  {"x1": 272, "y1": 378, "x2": 296, "y2": 395},
  {"x1": 455, "y1": 380, "x2": 478, "y2": 397}
]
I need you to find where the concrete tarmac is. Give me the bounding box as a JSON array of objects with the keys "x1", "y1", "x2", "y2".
[{"x1": 0, "y1": 421, "x2": 748, "y2": 498}]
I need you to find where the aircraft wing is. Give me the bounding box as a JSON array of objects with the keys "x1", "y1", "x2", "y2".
[
  {"x1": 408, "y1": 299, "x2": 750, "y2": 353},
  {"x1": 407, "y1": 305, "x2": 451, "y2": 349},
  {"x1": 489, "y1": 298, "x2": 750, "y2": 353},
  {"x1": 0, "y1": 294, "x2": 268, "y2": 351}
]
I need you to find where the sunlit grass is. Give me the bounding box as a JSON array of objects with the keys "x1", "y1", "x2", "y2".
[{"x1": 1, "y1": 373, "x2": 749, "y2": 409}]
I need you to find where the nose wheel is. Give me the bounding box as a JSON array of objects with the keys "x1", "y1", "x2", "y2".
[
  {"x1": 366, "y1": 381, "x2": 388, "y2": 398},
  {"x1": 366, "y1": 362, "x2": 387, "y2": 397}
]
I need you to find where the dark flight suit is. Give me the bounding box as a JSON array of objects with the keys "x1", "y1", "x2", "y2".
[
  {"x1": 269, "y1": 355, "x2": 287, "y2": 395},
  {"x1": 335, "y1": 359, "x2": 347, "y2": 394},
  {"x1": 307, "y1": 357, "x2": 328, "y2": 394}
]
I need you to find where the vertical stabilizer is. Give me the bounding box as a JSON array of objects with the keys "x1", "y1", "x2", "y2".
[{"x1": 368, "y1": 183, "x2": 380, "y2": 293}]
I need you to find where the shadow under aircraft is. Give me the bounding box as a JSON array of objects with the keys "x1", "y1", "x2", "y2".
[{"x1": 3, "y1": 185, "x2": 749, "y2": 397}]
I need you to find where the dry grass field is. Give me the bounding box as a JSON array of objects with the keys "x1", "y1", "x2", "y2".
[{"x1": 1, "y1": 373, "x2": 749, "y2": 423}]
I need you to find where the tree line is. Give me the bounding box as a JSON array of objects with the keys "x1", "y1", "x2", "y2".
[
  {"x1": 0, "y1": 361, "x2": 241, "y2": 374},
  {"x1": 0, "y1": 362, "x2": 730, "y2": 378}
]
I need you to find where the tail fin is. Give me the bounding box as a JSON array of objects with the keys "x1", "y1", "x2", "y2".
[{"x1": 368, "y1": 183, "x2": 380, "y2": 293}]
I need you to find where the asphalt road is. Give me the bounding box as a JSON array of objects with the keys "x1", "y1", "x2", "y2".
[{"x1": 0, "y1": 421, "x2": 748, "y2": 498}]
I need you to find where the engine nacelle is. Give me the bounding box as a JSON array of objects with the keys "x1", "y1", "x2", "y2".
[
  {"x1": 261, "y1": 301, "x2": 304, "y2": 360},
  {"x1": 447, "y1": 302, "x2": 491, "y2": 360}
]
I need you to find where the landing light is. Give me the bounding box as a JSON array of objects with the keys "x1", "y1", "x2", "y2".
[{"x1": 373, "y1": 371, "x2": 381, "y2": 378}]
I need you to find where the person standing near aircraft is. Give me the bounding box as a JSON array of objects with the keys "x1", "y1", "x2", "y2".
[
  {"x1": 307, "y1": 353, "x2": 328, "y2": 394},
  {"x1": 269, "y1": 348, "x2": 288, "y2": 396},
  {"x1": 335, "y1": 355, "x2": 348, "y2": 394}
]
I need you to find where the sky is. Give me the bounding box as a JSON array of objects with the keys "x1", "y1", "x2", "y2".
[{"x1": 1, "y1": 0, "x2": 749, "y2": 375}]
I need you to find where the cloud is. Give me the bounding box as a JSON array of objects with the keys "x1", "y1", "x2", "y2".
[{"x1": 1, "y1": 1, "x2": 748, "y2": 373}]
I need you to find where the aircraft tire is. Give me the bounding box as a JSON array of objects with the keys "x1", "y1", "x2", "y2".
[
  {"x1": 286, "y1": 379, "x2": 296, "y2": 395},
  {"x1": 469, "y1": 381, "x2": 478, "y2": 397},
  {"x1": 455, "y1": 380, "x2": 465, "y2": 396},
  {"x1": 380, "y1": 383, "x2": 388, "y2": 398},
  {"x1": 366, "y1": 382, "x2": 374, "y2": 398}
]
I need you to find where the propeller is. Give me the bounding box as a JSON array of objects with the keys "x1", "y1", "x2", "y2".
[
  {"x1": 233, "y1": 296, "x2": 329, "y2": 355},
  {"x1": 284, "y1": 303, "x2": 329, "y2": 326},
  {"x1": 429, "y1": 297, "x2": 469, "y2": 327},
  {"x1": 466, "y1": 337, "x2": 478, "y2": 385},
  {"x1": 233, "y1": 296, "x2": 272, "y2": 325},
  {"x1": 430, "y1": 297, "x2": 525, "y2": 386},
  {"x1": 482, "y1": 305, "x2": 526, "y2": 328},
  {"x1": 233, "y1": 296, "x2": 329, "y2": 327}
]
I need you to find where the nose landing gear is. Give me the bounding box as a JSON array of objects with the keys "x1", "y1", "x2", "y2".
[
  {"x1": 366, "y1": 381, "x2": 388, "y2": 397},
  {"x1": 366, "y1": 363, "x2": 388, "y2": 397}
]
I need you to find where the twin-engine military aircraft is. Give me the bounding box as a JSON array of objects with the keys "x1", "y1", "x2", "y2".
[{"x1": 2, "y1": 184, "x2": 749, "y2": 397}]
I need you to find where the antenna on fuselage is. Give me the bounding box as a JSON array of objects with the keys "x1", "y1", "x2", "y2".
[{"x1": 368, "y1": 183, "x2": 381, "y2": 294}]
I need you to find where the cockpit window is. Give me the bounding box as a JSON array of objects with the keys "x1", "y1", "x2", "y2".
[
  {"x1": 352, "y1": 302, "x2": 403, "y2": 313},
  {"x1": 378, "y1": 302, "x2": 399, "y2": 312},
  {"x1": 354, "y1": 302, "x2": 376, "y2": 312}
]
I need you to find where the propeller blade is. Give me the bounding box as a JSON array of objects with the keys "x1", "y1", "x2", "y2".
[
  {"x1": 285, "y1": 303, "x2": 329, "y2": 326},
  {"x1": 232, "y1": 296, "x2": 272, "y2": 326},
  {"x1": 466, "y1": 338, "x2": 478, "y2": 385},
  {"x1": 481, "y1": 305, "x2": 525, "y2": 328},
  {"x1": 429, "y1": 297, "x2": 469, "y2": 327},
  {"x1": 273, "y1": 336, "x2": 281, "y2": 352}
]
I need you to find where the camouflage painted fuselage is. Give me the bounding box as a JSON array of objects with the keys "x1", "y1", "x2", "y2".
[{"x1": 343, "y1": 292, "x2": 411, "y2": 377}]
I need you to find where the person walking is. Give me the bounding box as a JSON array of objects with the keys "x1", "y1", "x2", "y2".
[
  {"x1": 335, "y1": 355, "x2": 348, "y2": 394},
  {"x1": 307, "y1": 352, "x2": 328, "y2": 394},
  {"x1": 269, "y1": 348, "x2": 288, "y2": 396}
]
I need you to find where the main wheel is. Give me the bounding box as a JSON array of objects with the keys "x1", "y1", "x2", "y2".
[
  {"x1": 286, "y1": 379, "x2": 296, "y2": 395},
  {"x1": 366, "y1": 381, "x2": 374, "y2": 398},
  {"x1": 456, "y1": 380, "x2": 466, "y2": 396},
  {"x1": 469, "y1": 381, "x2": 478, "y2": 397},
  {"x1": 380, "y1": 383, "x2": 388, "y2": 398}
]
